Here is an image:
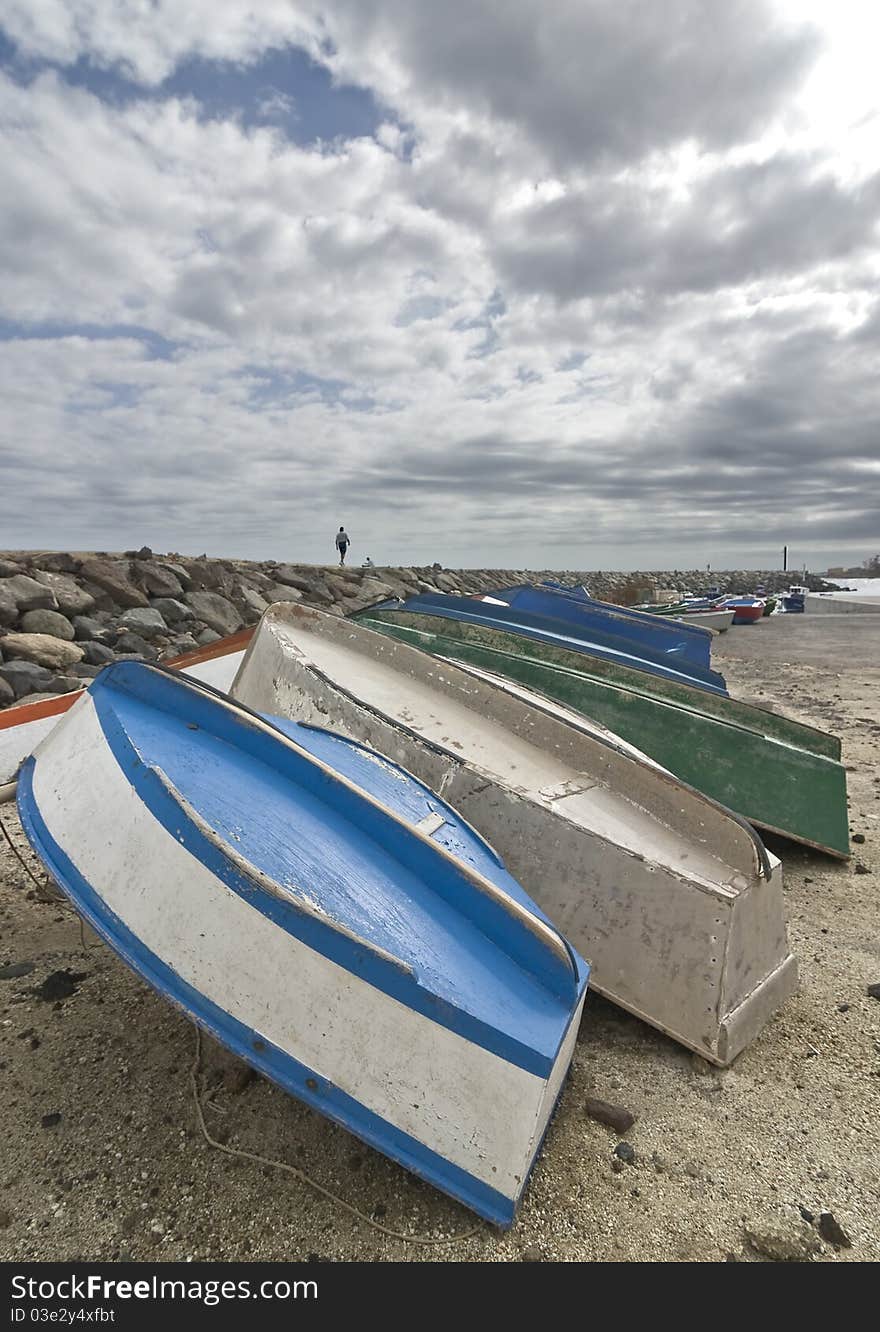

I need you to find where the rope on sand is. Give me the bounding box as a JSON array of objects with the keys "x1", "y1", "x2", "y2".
[{"x1": 189, "y1": 1025, "x2": 482, "y2": 1248}]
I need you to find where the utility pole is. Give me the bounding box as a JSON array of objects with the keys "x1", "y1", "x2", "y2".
[{"x1": 783, "y1": 545, "x2": 788, "y2": 572}]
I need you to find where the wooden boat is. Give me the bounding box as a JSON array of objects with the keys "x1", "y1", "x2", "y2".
[
  {"x1": 232, "y1": 604, "x2": 797, "y2": 1066},
  {"x1": 355, "y1": 609, "x2": 850, "y2": 859},
  {"x1": 363, "y1": 592, "x2": 729, "y2": 696},
  {"x1": 639, "y1": 605, "x2": 734, "y2": 633},
  {"x1": 485, "y1": 585, "x2": 715, "y2": 669},
  {"x1": 0, "y1": 629, "x2": 254, "y2": 794},
  {"x1": 718, "y1": 597, "x2": 765, "y2": 624},
  {"x1": 17, "y1": 661, "x2": 588, "y2": 1227},
  {"x1": 781, "y1": 586, "x2": 807, "y2": 613}
]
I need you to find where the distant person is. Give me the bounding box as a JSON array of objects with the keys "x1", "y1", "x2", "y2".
[
  {"x1": 363, "y1": 555, "x2": 374, "y2": 568},
  {"x1": 335, "y1": 526, "x2": 350, "y2": 565}
]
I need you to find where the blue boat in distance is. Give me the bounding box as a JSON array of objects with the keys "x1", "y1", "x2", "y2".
[
  {"x1": 489, "y1": 584, "x2": 714, "y2": 670},
  {"x1": 357, "y1": 593, "x2": 729, "y2": 696},
  {"x1": 18, "y1": 661, "x2": 589, "y2": 1227}
]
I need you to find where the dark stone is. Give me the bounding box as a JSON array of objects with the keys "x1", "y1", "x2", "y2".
[
  {"x1": 114, "y1": 632, "x2": 158, "y2": 659},
  {"x1": 852, "y1": 833, "x2": 865, "y2": 844},
  {"x1": 867, "y1": 983, "x2": 880, "y2": 1000},
  {"x1": 31, "y1": 553, "x2": 81, "y2": 575},
  {"x1": 0, "y1": 659, "x2": 55, "y2": 700},
  {"x1": 132, "y1": 561, "x2": 183, "y2": 598},
  {"x1": 48, "y1": 675, "x2": 85, "y2": 695},
  {"x1": 799, "y1": 1206, "x2": 815, "y2": 1223},
  {"x1": 41, "y1": 1112, "x2": 62, "y2": 1129},
  {"x1": 31, "y1": 969, "x2": 89, "y2": 1003},
  {"x1": 854, "y1": 863, "x2": 871, "y2": 874},
  {"x1": 837, "y1": 1003, "x2": 850, "y2": 1013},
  {"x1": 79, "y1": 560, "x2": 149, "y2": 609},
  {"x1": 585, "y1": 1096, "x2": 637, "y2": 1134},
  {"x1": 0, "y1": 675, "x2": 13, "y2": 706},
  {"x1": 521, "y1": 1244, "x2": 544, "y2": 1261},
  {"x1": 817, "y1": 1211, "x2": 852, "y2": 1248},
  {"x1": 150, "y1": 597, "x2": 191, "y2": 625},
  {"x1": 69, "y1": 663, "x2": 102, "y2": 679},
  {"x1": 0, "y1": 961, "x2": 36, "y2": 979},
  {"x1": 80, "y1": 641, "x2": 116, "y2": 667},
  {"x1": 117, "y1": 607, "x2": 168, "y2": 639},
  {"x1": 72, "y1": 615, "x2": 114, "y2": 643},
  {"x1": 20, "y1": 609, "x2": 76, "y2": 641},
  {"x1": 0, "y1": 1207, "x2": 12, "y2": 1228},
  {"x1": 614, "y1": 1141, "x2": 636, "y2": 1164}
]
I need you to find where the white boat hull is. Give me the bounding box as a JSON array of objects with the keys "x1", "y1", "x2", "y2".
[{"x1": 232, "y1": 606, "x2": 797, "y2": 1066}]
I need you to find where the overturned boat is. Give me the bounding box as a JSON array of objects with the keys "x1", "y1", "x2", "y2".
[
  {"x1": 232, "y1": 604, "x2": 798, "y2": 1065},
  {"x1": 17, "y1": 661, "x2": 589, "y2": 1227},
  {"x1": 361, "y1": 591, "x2": 729, "y2": 696},
  {"x1": 354, "y1": 608, "x2": 850, "y2": 859},
  {"x1": 486, "y1": 584, "x2": 716, "y2": 669}
]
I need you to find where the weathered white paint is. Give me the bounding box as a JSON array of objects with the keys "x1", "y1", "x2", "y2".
[
  {"x1": 674, "y1": 610, "x2": 734, "y2": 632},
  {"x1": 232, "y1": 605, "x2": 797, "y2": 1065},
  {"x1": 28, "y1": 692, "x2": 581, "y2": 1204},
  {"x1": 0, "y1": 650, "x2": 246, "y2": 787}
]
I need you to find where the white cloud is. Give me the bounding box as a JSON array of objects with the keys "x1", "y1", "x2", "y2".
[{"x1": 0, "y1": 2, "x2": 879, "y2": 569}]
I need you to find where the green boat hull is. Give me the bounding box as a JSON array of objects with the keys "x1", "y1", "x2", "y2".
[{"x1": 357, "y1": 610, "x2": 849, "y2": 859}]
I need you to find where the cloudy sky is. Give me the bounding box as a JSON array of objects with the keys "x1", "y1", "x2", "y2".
[{"x1": 1, "y1": 1, "x2": 878, "y2": 571}]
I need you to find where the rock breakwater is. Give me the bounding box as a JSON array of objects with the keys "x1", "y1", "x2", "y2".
[{"x1": 0, "y1": 550, "x2": 831, "y2": 709}]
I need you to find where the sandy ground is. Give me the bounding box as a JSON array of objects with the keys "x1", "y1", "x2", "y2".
[{"x1": 1, "y1": 612, "x2": 878, "y2": 1263}]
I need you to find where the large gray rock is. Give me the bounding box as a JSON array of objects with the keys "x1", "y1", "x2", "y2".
[
  {"x1": 182, "y1": 559, "x2": 234, "y2": 594},
  {"x1": 32, "y1": 571, "x2": 95, "y2": 616},
  {"x1": 272, "y1": 566, "x2": 317, "y2": 593},
  {"x1": 0, "y1": 674, "x2": 14, "y2": 706},
  {"x1": 19, "y1": 609, "x2": 76, "y2": 641},
  {"x1": 0, "y1": 559, "x2": 23, "y2": 578},
  {"x1": 239, "y1": 587, "x2": 268, "y2": 618},
  {"x1": 163, "y1": 633, "x2": 200, "y2": 657},
  {"x1": 262, "y1": 585, "x2": 301, "y2": 605},
  {"x1": 30, "y1": 552, "x2": 81, "y2": 575},
  {"x1": 0, "y1": 659, "x2": 56, "y2": 700},
  {"x1": 236, "y1": 569, "x2": 276, "y2": 593},
  {"x1": 114, "y1": 632, "x2": 158, "y2": 660},
  {"x1": 79, "y1": 559, "x2": 149, "y2": 609},
  {"x1": 196, "y1": 627, "x2": 221, "y2": 645},
  {"x1": 132, "y1": 561, "x2": 184, "y2": 598},
  {"x1": 156, "y1": 561, "x2": 192, "y2": 591},
  {"x1": 69, "y1": 662, "x2": 103, "y2": 679},
  {"x1": 150, "y1": 597, "x2": 191, "y2": 625},
  {"x1": 434, "y1": 572, "x2": 462, "y2": 593},
  {"x1": 48, "y1": 675, "x2": 85, "y2": 695},
  {"x1": 72, "y1": 615, "x2": 114, "y2": 643},
  {"x1": 117, "y1": 606, "x2": 168, "y2": 640},
  {"x1": 1, "y1": 574, "x2": 58, "y2": 613},
  {"x1": 14, "y1": 692, "x2": 63, "y2": 707},
  {"x1": 80, "y1": 641, "x2": 116, "y2": 667},
  {"x1": 0, "y1": 581, "x2": 17, "y2": 626},
  {"x1": 0, "y1": 633, "x2": 84, "y2": 670},
  {"x1": 185, "y1": 591, "x2": 242, "y2": 636}
]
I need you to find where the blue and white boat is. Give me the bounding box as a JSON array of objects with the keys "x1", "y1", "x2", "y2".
[
  {"x1": 361, "y1": 592, "x2": 728, "y2": 696},
  {"x1": 488, "y1": 584, "x2": 715, "y2": 670},
  {"x1": 17, "y1": 661, "x2": 589, "y2": 1227}
]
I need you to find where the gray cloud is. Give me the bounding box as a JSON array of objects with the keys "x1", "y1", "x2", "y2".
[{"x1": 0, "y1": 3, "x2": 878, "y2": 572}]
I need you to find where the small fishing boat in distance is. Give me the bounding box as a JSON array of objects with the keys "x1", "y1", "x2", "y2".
[{"x1": 18, "y1": 661, "x2": 589, "y2": 1227}]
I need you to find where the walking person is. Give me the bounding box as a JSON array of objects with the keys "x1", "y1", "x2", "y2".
[{"x1": 335, "y1": 525, "x2": 350, "y2": 565}]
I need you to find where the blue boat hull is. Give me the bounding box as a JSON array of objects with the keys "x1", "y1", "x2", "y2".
[
  {"x1": 18, "y1": 662, "x2": 589, "y2": 1226},
  {"x1": 491, "y1": 585, "x2": 714, "y2": 670},
  {"x1": 361, "y1": 594, "x2": 728, "y2": 696}
]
